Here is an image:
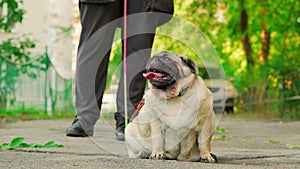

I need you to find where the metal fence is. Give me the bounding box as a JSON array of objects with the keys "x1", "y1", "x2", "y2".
[{"x1": 0, "y1": 61, "x2": 74, "y2": 114}]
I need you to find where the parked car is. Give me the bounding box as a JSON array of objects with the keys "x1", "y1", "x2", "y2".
[{"x1": 197, "y1": 62, "x2": 236, "y2": 114}]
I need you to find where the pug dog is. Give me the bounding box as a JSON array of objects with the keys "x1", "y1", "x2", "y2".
[{"x1": 125, "y1": 51, "x2": 217, "y2": 163}]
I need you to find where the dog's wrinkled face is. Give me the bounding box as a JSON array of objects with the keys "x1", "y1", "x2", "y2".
[{"x1": 143, "y1": 51, "x2": 198, "y2": 99}]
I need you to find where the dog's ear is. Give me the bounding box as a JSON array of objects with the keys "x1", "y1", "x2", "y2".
[{"x1": 180, "y1": 56, "x2": 197, "y2": 74}]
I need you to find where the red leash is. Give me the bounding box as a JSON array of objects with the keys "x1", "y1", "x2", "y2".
[
  {"x1": 123, "y1": 0, "x2": 128, "y2": 126},
  {"x1": 130, "y1": 100, "x2": 145, "y2": 122}
]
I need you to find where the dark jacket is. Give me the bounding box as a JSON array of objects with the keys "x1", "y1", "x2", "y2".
[
  {"x1": 79, "y1": 0, "x2": 173, "y2": 14},
  {"x1": 79, "y1": 0, "x2": 116, "y2": 3},
  {"x1": 79, "y1": 0, "x2": 174, "y2": 26}
]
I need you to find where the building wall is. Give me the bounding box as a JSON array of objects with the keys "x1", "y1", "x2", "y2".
[{"x1": 7, "y1": 0, "x2": 74, "y2": 79}]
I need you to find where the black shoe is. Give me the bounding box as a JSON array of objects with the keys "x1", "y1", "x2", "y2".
[
  {"x1": 114, "y1": 112, "x2": 126, "y2": 141},
  {"x1": 66, "y1": 118, "x2": 93, "y2": 137},
  {"x1": 115, "y1": 125, "x2": 125, "y2": 141}
]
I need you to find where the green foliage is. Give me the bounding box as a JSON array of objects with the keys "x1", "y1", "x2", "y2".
[
  {"x1": 0, "y1": 107, "x2": 75, "y2": 122},
  {"x1": 0, "y1": 137, "x2": 64, "y2": 150},
  {"x1": 0, "y1": 0, "x2": 24, "y2": 32},
  {"x1": 0, "y1": 37, "x2": 50, "y2": 78},
  {"x1": 106, "y1": 29, "x2": 122, "y2": 88},
  {"x1": 173, "y1": 0, "x2": 299, "y2": 76}
]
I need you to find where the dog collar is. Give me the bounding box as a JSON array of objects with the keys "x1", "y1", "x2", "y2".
[{"x1": 178, "y1": 88, "x2": 188, "y2": 97}]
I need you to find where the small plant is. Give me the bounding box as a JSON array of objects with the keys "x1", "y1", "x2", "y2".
[
  {"x1": 215, "y1": 127, "x2": 226, "y2": 133},
  {"x1": 212, "y1": 135, "x2": 229, "y2": 140},
  {"x1": 0, "y1": 137, "x2": 64, "y2": 150},
  {"x1": 286, "y1": 144, "x2": 300, "y2": 149},
  {"x1": 268, "y1": 139, "x2": 280, "y2": 144}
]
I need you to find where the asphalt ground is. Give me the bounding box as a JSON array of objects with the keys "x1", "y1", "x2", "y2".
[{"x1": 0, "y1": 115, "x2": 299, "y2": 169}]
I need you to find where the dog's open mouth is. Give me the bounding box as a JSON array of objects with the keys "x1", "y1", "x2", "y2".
[
  {"x1": 143, "y1": 68, "x2": 175, "y2": 88},
  {"x1": 143, "y1": 68, "x2": 172, "y2": 81}
]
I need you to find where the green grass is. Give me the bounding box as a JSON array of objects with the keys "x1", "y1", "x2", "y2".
[{"x1": 0, "y1": 107, "x2": 75, "y2": 122}]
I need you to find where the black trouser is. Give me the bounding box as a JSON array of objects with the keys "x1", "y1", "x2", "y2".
[{"x1": 75, "y1": 0, "x2": 156, "y2": 132}]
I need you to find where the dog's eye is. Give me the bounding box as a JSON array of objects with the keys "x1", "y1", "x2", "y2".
[{"x1": 164, "y1": 57, "x2": 169, "y2": 61}]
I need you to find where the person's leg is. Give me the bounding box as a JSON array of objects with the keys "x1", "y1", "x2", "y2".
[
  {"x1": 67, "y1": 1, "x2": 120, "y2": 137},
  {"x1": 114, "y1": 0, "x2": 156, "y2": 140}
]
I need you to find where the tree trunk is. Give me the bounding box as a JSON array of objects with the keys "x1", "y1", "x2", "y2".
[
  {"x1": 240, "y1": 1, "x2": 254, "y2": 66},
  {"x1": 260, "y1": 7, "x2": 270, "y2": 64}
]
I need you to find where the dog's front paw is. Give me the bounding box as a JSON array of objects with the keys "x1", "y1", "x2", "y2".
[
  {"x1": 149, "y1": 153, "x2": 164, "y2": 160},
  {"x1": 200, "y1": 152, "x2": 217, "y2": 163}
]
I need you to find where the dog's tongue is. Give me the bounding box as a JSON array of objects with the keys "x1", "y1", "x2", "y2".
[{"x1": 143, "y1": 72, "x2": 165, "y2": 80}]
